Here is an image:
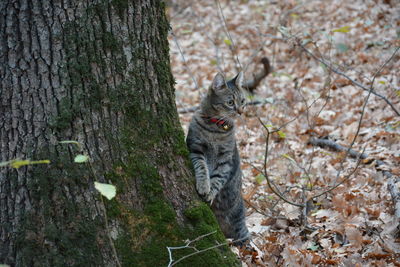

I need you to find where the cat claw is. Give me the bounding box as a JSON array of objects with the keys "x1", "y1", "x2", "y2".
[
  {"x1": 203, "y1": 191, "x2": 216, "y2": 205},
  {"x1": 205, "y1": 196, "x2": 214, "y2": 205},
  {"x1": 196, "y1": 180, "x2": 210, "y2": 196}
]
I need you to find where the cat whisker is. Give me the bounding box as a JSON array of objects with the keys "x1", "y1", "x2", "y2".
[{"x1": 217, "y1": 115, "x2": 230, "y2": 125}]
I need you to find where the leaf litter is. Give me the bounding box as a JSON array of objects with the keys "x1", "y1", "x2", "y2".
[{"x1": 168, "y1": 0, "x2": 400, "y2": 265}]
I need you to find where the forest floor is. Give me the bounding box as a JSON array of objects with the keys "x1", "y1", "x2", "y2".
[{"x1": 168, "y1": 0, "x2": 400, "y2": 266}]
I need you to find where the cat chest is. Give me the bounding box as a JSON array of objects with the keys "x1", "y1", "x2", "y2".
[{"x1": 205, "y1": 143, "x2": 236, "y2": 170}]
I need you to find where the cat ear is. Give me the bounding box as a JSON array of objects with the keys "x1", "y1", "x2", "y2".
[
  {"x1": 233, "y1": 71, "x2": 244, "y2": 89},
  {"x1": 211, "y1": 72, "x2": 226, "y2": 91}
]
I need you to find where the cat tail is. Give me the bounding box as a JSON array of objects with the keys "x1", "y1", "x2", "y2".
[{"x1": 243, "y1": 57, "x2": 272, "y2": 93}]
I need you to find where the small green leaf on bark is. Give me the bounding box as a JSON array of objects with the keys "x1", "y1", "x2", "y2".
[
  {"x1": 94, "y1": 182, "x2": 116, "y2": 200},
  {"x1": 10, "y1": 159, "x2": 50, "y2": 169},
  {"x1": 59, "y1": 140, "x2": 81, "y2": 146},
  {"x1": 74, "y1": 154, "x2": 89, "y2": 163}
]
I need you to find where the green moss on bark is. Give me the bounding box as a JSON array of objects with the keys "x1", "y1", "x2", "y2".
[
  {"x1": 15, "y1": 148, "x2": 104, "y2": 267},
  {"x1": 106, "y1": 194, "x2": 239, "y2": 266},
  {"x1": 111, "y1": 0, "x2": 128, "y2": 18},
  {"x1": 104, "y1": 149, "x2": 239, "y2": 266},
  {"x1": 15, "y1": 1, "x2": 239, "y2": 266},
  {"x1": 99, "y1": 1, "x2": 239, "y2": 266}
]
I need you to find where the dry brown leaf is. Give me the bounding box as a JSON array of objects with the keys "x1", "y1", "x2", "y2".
[
  {"x1": 345, "y1": 227, "x2": 363, "y2": 250},
  {"x1": 171, "y1": 0, "x2": 400, "y2": 265}
]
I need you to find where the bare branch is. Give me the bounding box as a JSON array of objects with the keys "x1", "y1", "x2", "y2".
[
  {"x1": 86, "y1": 161, "x2": 122, "y2": 267},
  {"x1": 309, "y1": 137, "x2": 400, "y2": 222},
  {"x1": 258, "y1": 117, "x2": 304, "y2": 208},
  {"x1": 252, "y1": 92, "x2": 325, "y2": 209},
  {"x1": 308, "y1": 138, "x2": 367, "y2": 159},
  {"x1": 388, "y1": 177, "x2": 400, "y2": 220},
  {"x1": 178, "y1": 105, "x2": 200, "y2": 114},
  {"x1": 307, "y1": 45, "x2": 400, "y2": 199},
  {"x1": 167, "y1": 231, "x2": 217, "y2": 267},
  {"x1": 167, "y1": 232, "x2": 250, "y2": 267},
  {"x1": 311, "y1": 144, "x2": 366, "y2": 199},
  {"x1": 296, "y1": 41, "x2": 400, "y2": 116},
  {"x1": 214, "y1": 0, "x2": 242, "y2": 71},
  {"x1": 170, "y1": 30, "x2": 200, "y2": 91}
]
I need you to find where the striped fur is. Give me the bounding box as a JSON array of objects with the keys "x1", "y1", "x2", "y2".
[{"x1": 186, "y1": 72, "x2": 249, "y2": 246}]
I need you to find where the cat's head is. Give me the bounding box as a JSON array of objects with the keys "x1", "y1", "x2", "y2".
[{"x1": 202, "y1": 72, "x2": 246, "y2": 118}]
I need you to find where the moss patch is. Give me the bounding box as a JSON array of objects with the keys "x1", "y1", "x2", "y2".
[
  {"x1": 15, "y1": 147, "x2": 104, "y2": 267},
  {"x1": 104, "y1": 151, "x2": 239, "y2": 266}
]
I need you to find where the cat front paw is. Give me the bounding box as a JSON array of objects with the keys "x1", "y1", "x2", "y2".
[
  {"x1": 196, "y1": 178, "x2": 210, "y2": 197},
  {"x1": 203, "y1": 189, "x2": 217, "y2": 205}
]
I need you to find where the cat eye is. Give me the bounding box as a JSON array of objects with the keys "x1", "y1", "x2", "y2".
[
  {"x1": 241, "y1": 99, "x2": 245, "y2": 104},
  {"x1": 227, "y1": 100, "x2": 234, "y2": 106}
]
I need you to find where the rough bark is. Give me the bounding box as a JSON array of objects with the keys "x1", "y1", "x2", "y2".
[{"x1": 0, "y1": 1, "x2": 238, "y2": 266}]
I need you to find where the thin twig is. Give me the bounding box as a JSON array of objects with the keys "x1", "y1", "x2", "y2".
[
  {"x1": 215, "y1": 0, "x2": 242, "y2": 71},
  {"x1": 188, "y1": 4, "x2": 225, "y2": 72},
  {"x1": 258, "y1": 117, "x2": 304, "y2": 208},
  {"x1": 388, "y1": 177, "x2": 400, "y2": 220},
  {"x1": 100, "y1": 196, "x2": 122, "y2": 267},
  {"x1": 251, "y1": 92, "x2": 324, "y2": 208},
  {"x1": 170, "y1": 30, "x2": 200, "y2": 91},
  {"x1": 167, "y1": 231, "x2": 217, "y2": 267},
  {"x1": 246, "y1": 161, "x2": 295, "y2": 203},
  {"x1": 308, "y1": 46, "x2": 399, "y2": 199},
  {"x1": 297, "y1": 41, "x2": 400, "y2": 116},
  {"x1": 272, "y1": 96, "x2": 322, "y2": 132},
  {"x1": 310, "y1": 146, "x2": 366, "y2": 199},
  {"x1": 170, "y1": 242, "x2": 224, "y2": 266},
  {"x1": 167, "y1": 232, "x2": 249, "y2": 266},
  {"x1": 309, "y1": 137, "x2": 400, "y2": 221},
  {"x1": 87, "y1": 160, "x2": 122, "y2": 267},
  {"x1": 178, "y1": 105, "x2": 200, "y2": 114}
]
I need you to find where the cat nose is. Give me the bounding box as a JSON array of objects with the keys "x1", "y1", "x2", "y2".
[{"x1": 237, "y1": 107, "x2": 243, "y2": 115}]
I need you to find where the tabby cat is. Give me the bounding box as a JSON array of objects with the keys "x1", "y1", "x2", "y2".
[{"x1": 186, "y1": 71, "x2": 249, "y2": 246}]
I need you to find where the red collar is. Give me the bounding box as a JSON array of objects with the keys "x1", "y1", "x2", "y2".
[
  {"x1": 202, "y1": 116, "x2": 231, "y2": 130},
  {"x1": 209, "y1": 117, "x2": 226, "y2": 126}
]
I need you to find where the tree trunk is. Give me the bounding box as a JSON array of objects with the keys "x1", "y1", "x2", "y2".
[{"x1": 0, "y1": 1, "x2": 239, "y2": 266}]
